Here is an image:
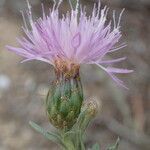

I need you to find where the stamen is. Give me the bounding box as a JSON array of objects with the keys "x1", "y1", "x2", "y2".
[
  {"x1": 69, "y1": 0, "x2": 73, "y2": 10},
  {"x1": 41, "y1": 3, "x2": 46, "y2": 20},
  {"x1": 75, "y1": 0, "x2": 79, "y2": 13},
  {"x1": 21, "y1": 11, "x2": 28, "y2": 32},
  {"x1": 56, "y1": 0, "x2": 63, "y2": 10},
  {"x1": 52, "y1": 0, "x2": 57, "y2": 10},
  {"x1": 26, "y1": 0, "x2": 33, "y2": 25},
  {"x1": 96, "y1": 0, "x2": 101, "y2": 18},
  {"x1": 113, "y1": 10, "x2": 117, "y2": 29},
  {"x1": 117, "y1": 8, "x2": 125, "y2": 27},
  {"x1": 109, "y1": 43, "x2": 127, "y2": 53}
]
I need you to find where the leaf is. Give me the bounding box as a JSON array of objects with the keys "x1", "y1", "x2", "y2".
[
  {"x1": 29, "y1": 121, "x2": 64, "y2": 147},
  {"x1": 107, "y1": 138, "x2": 120, "y2": 150},
  {"x1": 91, "y1": 143, "x2": 100, "y2": 150}
]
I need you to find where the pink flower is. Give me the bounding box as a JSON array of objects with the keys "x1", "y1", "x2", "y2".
[{"x1": 6, "y1": 0, "x2": 133, "y2": 88}]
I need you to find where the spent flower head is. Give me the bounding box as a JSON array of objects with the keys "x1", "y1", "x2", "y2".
[{"x1": 7, "y1": 0, "x2": 133, "y2": 88}]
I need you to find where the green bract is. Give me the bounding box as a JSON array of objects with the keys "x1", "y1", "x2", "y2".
[{"x1": 46, "y1": 65, "x2": 83, "y2": 130}]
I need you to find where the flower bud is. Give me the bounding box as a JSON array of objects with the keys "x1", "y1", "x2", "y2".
[
  {"x1": 82, "y1": 98, "x2": 100, "y2": 117},
  {"x1": 76, "y1": 99, "x2": 100, "y2": 132},
  {"x1": 46, "y1": 59, "x2": 83, "y2": 130}
]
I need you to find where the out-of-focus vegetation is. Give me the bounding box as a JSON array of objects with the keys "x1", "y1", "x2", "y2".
[{"x1": 0, "y1": 0, "x2": 149, "y2": 150}]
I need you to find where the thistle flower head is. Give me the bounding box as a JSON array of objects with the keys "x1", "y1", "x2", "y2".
[{"x1": 7, "y1": 0, "x2": 133, "y2": 88}]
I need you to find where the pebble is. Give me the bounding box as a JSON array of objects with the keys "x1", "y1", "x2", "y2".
[{"x1": 0, "y1": 74, "x2": 11, "y2": 91}]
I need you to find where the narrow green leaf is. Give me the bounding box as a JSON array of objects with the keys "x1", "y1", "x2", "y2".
[
  {"x1": 91, "y1": 143, "x2": 100, "y2": 150},
  {"x1": 29, "y1": 121, "x2": 64, "y2": 146},
  {"x1": 107, "y1": 138, "x2": 120, "y2": 150}
]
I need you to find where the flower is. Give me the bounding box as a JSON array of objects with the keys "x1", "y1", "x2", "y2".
[{"x1": 6, "y1": 0, "x2": 133, "y2": 88}]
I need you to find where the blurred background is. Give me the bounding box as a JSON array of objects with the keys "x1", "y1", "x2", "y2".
[{"x1": 0, "y1": 0, "x2": 150, "y2": 150}]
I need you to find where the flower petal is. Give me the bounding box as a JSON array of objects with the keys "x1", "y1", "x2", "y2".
[
  {"x1": 107, "y1": 67, "x2": 133, "y2": 74},
  {"x1": 95, "y1": 63, "x2": 131, "y2": 89},
  {"x1": 99, "y1": 57, "x2": 126, "y2": 64},
  {"x1": 71, "y1": 32, "x2": 81, "y2": 49}
]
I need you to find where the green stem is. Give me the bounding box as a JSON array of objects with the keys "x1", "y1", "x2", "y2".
[
  {"x1": 78, "y1": 131, "x2": 85, "y2": 150},
  {"x1": 61, "y1": 130, "x2": 85, "y2": 150},
  {"x1": 61, "y1": 135, "x2": 76, "y2": 150}
]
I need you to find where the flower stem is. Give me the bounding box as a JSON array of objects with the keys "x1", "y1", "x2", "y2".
[{"x1": 59, "y1": 127, "x2": 86, "y2": 150}]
